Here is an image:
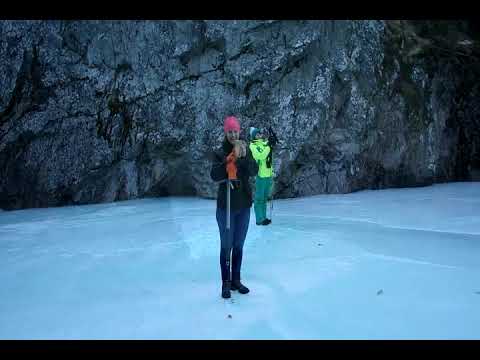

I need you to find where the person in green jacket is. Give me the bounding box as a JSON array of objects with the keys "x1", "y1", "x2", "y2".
[{"x1": 249, "y1": 127, "x2": 274, "y2": 226}]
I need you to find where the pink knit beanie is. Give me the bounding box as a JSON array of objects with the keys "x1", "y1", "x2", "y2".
[{"x1": 224, "y1": 116, "x2": 240, "y2": 133}]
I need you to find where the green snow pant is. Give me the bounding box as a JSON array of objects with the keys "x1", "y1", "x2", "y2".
[{"x1": 254, "y1": 176, "x2": 273, "y2": 224}]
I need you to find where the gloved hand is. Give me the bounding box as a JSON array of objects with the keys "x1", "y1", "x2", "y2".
[
  {"x1": 267, "y1": 127, "x2": 279, "y2": 148},
  {"x1": 233, "y1": 140, "x2": 247, "y2": 158}
]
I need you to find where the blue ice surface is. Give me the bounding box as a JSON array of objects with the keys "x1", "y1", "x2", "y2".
[{"x1": 0, "y1": 182, "x2": 479, "y2": 339}]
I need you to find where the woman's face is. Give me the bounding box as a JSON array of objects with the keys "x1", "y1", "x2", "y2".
[{"x1": 226, "y1": 130, "x2": 239, "y2": 144}]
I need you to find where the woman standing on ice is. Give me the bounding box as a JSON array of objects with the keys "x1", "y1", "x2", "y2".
[
  {"x1": 210, "y1": 116, "x2": 259, "y2": 299},
  {"x1": 248, "y1": 127, "x2": 274, "y2": 226}
]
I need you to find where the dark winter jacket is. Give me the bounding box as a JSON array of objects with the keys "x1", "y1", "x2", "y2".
[{"x1": 210, "y1": 139, "x2": 259, "y2": 210}]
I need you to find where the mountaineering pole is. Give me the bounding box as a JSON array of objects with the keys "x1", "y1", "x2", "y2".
[
  {"x1": 227, "y1": 180, "x2": 230, "y2": 231},
  {"x1": 267, "y1": 125, "x2": 279, "y2": 224},
  {"x1": 269, "y1": 177, "x2": 274, "y2": 222},
  {"x1": 225, "y1": 142, "x2": 240, "y2": 282},
  {"x1": 226, "y1": 178, "x2": 232, "y2": 280}
]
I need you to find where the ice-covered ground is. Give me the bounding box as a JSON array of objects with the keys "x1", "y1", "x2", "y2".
[{"x1": 0, "y1": 182, "x2": 479, "y2": 339}]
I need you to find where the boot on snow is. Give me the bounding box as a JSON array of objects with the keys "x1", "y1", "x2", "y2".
[
  {"x1": 231, "y1": 280, "x2": 250, "y2": 294},
  {"x1": 256, "y1": 218, "x2": 271, "y2": 226},
  {"x1": 222, "y1": 280, "x2": 231, "y2": 298}
]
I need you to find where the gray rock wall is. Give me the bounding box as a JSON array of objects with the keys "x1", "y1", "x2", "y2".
[{"x1": 1, "y1": 20, "x2": 479, "y2": 210}]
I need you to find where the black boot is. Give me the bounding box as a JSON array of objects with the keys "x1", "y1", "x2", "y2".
[
  {"x1": 231, "y1": 280, "x2": 249, "y2": 294},
  {"x1": 222, "y1": 280, "x2": 231, "y2": 299},
  {"x1": 261, "y1": 219, "x2": 271, "y2": 225}
]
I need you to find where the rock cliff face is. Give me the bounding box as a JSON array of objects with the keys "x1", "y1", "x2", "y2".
[{"x1": 1, "y1": 20, "x2": 479, "y2": 210}]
